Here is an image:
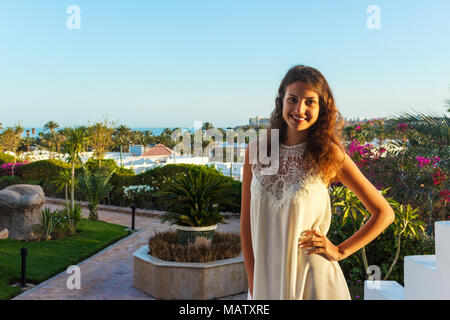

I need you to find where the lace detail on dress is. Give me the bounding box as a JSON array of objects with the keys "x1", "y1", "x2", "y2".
[{"x1": 251, "y1": 142, "x2": 325, "y2": 209}]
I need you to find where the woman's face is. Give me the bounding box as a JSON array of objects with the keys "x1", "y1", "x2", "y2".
[{"x1": 282, "y1": 81, "x2": 320, "y2": 133}]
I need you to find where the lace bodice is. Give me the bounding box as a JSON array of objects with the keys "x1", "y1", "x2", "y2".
[{"x1": 251, "y1": 142, "x2": 325, "y2": 209}]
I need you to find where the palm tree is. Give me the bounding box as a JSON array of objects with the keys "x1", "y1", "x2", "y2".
[
  {"x1": 143, "y1": 130, "x2": 154, "y2": 147},
  {"x1": 113, "y1": 125, "x2": 131, "y2": 167},
  {"x1": 24, "y1": 129, "x2": 32, "y2": 152},
  {"x1": 51, "y1": 168, "x2": 72, "y2": 222},
  {"x1": 44, "y1": 121, "x2": 59, "y2": 135},
  {"x1": 43, "y1": 121, "x2": 60, "y2": 153},
  {"x1": 131, "y1": 130, "x2": 145, "y2": 145},
  {"x1": 202, "y1": 122, "x2": 214, "y2": 131},
  {"x1": 63, "y1": 126, "x2": 88, "y2": 211},
  {"x1": 87, "y1": 121, "x2": 114, "y2": 168},
  {"x1": 78, "y1": 165, "x2": 114, "y2": 220}
]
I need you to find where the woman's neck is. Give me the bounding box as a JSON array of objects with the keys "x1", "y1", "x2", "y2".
[{"x1": 284, "y1": 130, "x2": 308, "y2": 146}]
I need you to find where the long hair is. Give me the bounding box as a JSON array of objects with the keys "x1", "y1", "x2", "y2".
[{"x1": 264, "y1": 65, "x2": 346, "y2": 187}]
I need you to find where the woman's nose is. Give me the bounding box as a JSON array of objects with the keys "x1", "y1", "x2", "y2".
[{"x1": 297, "y1": 101, "x2": 306, "y2": 114}]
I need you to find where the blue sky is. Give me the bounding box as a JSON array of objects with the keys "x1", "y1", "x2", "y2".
[{"x1": 1, "y1": 0, "x2": 449, "y2": 128}]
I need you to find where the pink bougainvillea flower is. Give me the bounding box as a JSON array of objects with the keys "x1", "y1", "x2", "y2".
[
  {"x1": 439, "y1": 189, "x2": 450, "y2": 202},
  {"x1": 355, "y1": 125, "x2": 361, "y2": 131}
]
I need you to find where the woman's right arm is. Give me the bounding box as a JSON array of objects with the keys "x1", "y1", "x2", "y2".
[{"x1": 241, "y1": 144, "x2": 254, "y2": 298}]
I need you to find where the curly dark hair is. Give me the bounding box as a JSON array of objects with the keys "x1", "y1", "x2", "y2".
[{"x1": 263, "y1": 64, "x2": 347, "y2": 187}]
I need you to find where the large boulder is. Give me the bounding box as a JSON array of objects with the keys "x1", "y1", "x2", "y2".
[{"x1": 0, "y1": 184, "x2": 45, "y2": 240}]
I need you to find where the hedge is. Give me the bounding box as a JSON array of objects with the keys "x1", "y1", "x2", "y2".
[{"x1": 7, "y1": 159, "x2": 242, "y2": 213}]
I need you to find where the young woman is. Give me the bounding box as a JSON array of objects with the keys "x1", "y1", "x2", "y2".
[{"x1": 240, "y1": 65, "x2": 395, "y2": 300}]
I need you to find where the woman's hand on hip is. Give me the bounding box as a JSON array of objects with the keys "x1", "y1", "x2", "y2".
[{"x1": 298, "y1": 229, "x2": 344, "y2": 261}]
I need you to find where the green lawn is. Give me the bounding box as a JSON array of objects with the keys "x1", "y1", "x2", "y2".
[{"x1": 0, "y1": 218, "x2": 131, "y2": 300}]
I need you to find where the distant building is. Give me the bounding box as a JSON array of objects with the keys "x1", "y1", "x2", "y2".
[
  {"x1": 141, "y1": 143, "x2": 174, "y2": 162},
  {"x1": 129, "y1": 145, "x2": 145, "y2": 156},
  {"x1": 249, "y1": 116, "x2": 270, "y2": 126}
]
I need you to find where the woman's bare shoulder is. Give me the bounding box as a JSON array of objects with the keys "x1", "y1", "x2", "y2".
[{"x1": 330, "y1": 142, "x2": 346, "y2": 163}]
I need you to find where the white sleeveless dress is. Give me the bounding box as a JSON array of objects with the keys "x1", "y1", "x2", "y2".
[{"x1": 247, "y1": 141, "x2": 351, "y2": 300}]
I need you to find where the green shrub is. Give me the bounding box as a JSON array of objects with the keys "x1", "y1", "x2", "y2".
[
  {"x1": 8, "y1": 160, "x2": 242, "y2": 213},
  {"x1": 0, "y1": 153, "x2": 15, "y2": 165},
  {"x1": 328, "y1": 196, "x2": 435, "y2": 286},
  {"x1": 33, "y1": 205, "x2": 83, "y2": 240},
  {"x1": 0, "y1": 176, "x2": 40, "y2": 190}
]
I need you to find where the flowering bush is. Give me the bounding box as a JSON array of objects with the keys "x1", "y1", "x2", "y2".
[
  {"x1": 0, "y1": 161, "x2": 29, "y2": 176},
  {"x1": 416, "y1": 156, "x2": 441, "y2": 168},
  {"x1": 123, "y1": 185, "x2": 155, "y2": 205}
]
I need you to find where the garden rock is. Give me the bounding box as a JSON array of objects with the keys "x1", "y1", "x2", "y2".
[
  {"x1": 0, "y1": 184, "x2": 45, "y2": 240},
  {"x1": 0, "y1": 228, "x2": 8, "y2": 239}
]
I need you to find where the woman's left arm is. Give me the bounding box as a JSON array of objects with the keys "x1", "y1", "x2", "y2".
[
  {"x1": 299, "y1": 147, "x2": 396, "y2": 261},
  {"x1": 333, "y1": 149, "x2": 395, "y2": 260}
]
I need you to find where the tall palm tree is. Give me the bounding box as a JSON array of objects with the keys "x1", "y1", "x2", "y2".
[
  {"x1": 43, "y1": 121, "x2": 60, "y2": 153},
  {"x1": 143, "y1": 130, "x2": 154, "y2": 147},
  {"x1": 63, "y1": 126, "x2": 88, "y2": 211},
  {"x1": 113, "y1": 125, "x2": 131, "y2": 167},
  {"x1": 44, "y1": 121, "x2": 59, "y2": 136},
  {"x1": 87, "y1": 121, "x2": 114, "y2": 168}
]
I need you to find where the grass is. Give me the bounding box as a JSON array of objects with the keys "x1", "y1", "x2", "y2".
[{"x1": 0, "y1": 218, "x2": 131, "y2": 300}]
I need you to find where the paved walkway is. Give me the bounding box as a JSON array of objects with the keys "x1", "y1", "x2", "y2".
[{"x1": 12, "y1": 203, "x2": 247, "y2": 300}]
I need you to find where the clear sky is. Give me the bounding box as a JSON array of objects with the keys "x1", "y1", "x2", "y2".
[{"x1": 1, "y1": 0, "x2": 449, "y2": 128}]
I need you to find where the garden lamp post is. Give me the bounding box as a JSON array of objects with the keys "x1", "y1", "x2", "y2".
[
  {"x1": 20, "y1": 247, "x2": 28, "y2": 288},
  {"x1": 130, "y1": 203, "x2": 136, "y2": 230}
]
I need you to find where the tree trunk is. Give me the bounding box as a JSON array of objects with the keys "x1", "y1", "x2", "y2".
[
  {"x1": 71, "y1": 161, "x2": 75, "y2": 211},
  {"x1": 65, "y1": 183, "x2": 71, "y2": 226},
  {"x1": 120, "y1": 144, "x2": 123, "y2": 167},
  {"x1": 361, "y1": 246, "x2": 370, "y2": 278},
  {"x1": 89, "y1": 205, "x2": 99, "y2": 221}
]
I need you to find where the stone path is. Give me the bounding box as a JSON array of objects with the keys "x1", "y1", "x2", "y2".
[{"x1": 12, "y1": 203, "x2": 247, "y2": 300}]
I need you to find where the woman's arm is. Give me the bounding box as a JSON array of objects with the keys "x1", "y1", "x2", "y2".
[
  {"x1": 333, "y1": 147, "x2": 395, "y2": 260},
  {"x1": 241, "y1": 144, "x2": 255, "y2": 297}
]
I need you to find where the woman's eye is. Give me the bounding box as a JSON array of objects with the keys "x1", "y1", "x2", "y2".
[{"x1": 306, "y1": 100, "x2": 315, "y2": 106}]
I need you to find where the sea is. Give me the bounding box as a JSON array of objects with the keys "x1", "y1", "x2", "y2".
[{"x1": 20, "y1": 127, "x2": 196, "y2": 137}]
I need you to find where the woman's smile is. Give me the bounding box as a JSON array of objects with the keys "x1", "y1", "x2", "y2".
[{"x1": 289, "y1": 114, "x2": 307, "y2": 123}]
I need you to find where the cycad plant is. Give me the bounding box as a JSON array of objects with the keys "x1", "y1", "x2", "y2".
[
  {"x1": 78, "y1": 165, "x2": 114, "y2": 221},
  {"x1": 155, "y1": 169, "x2": 235, "y2": 227}
]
